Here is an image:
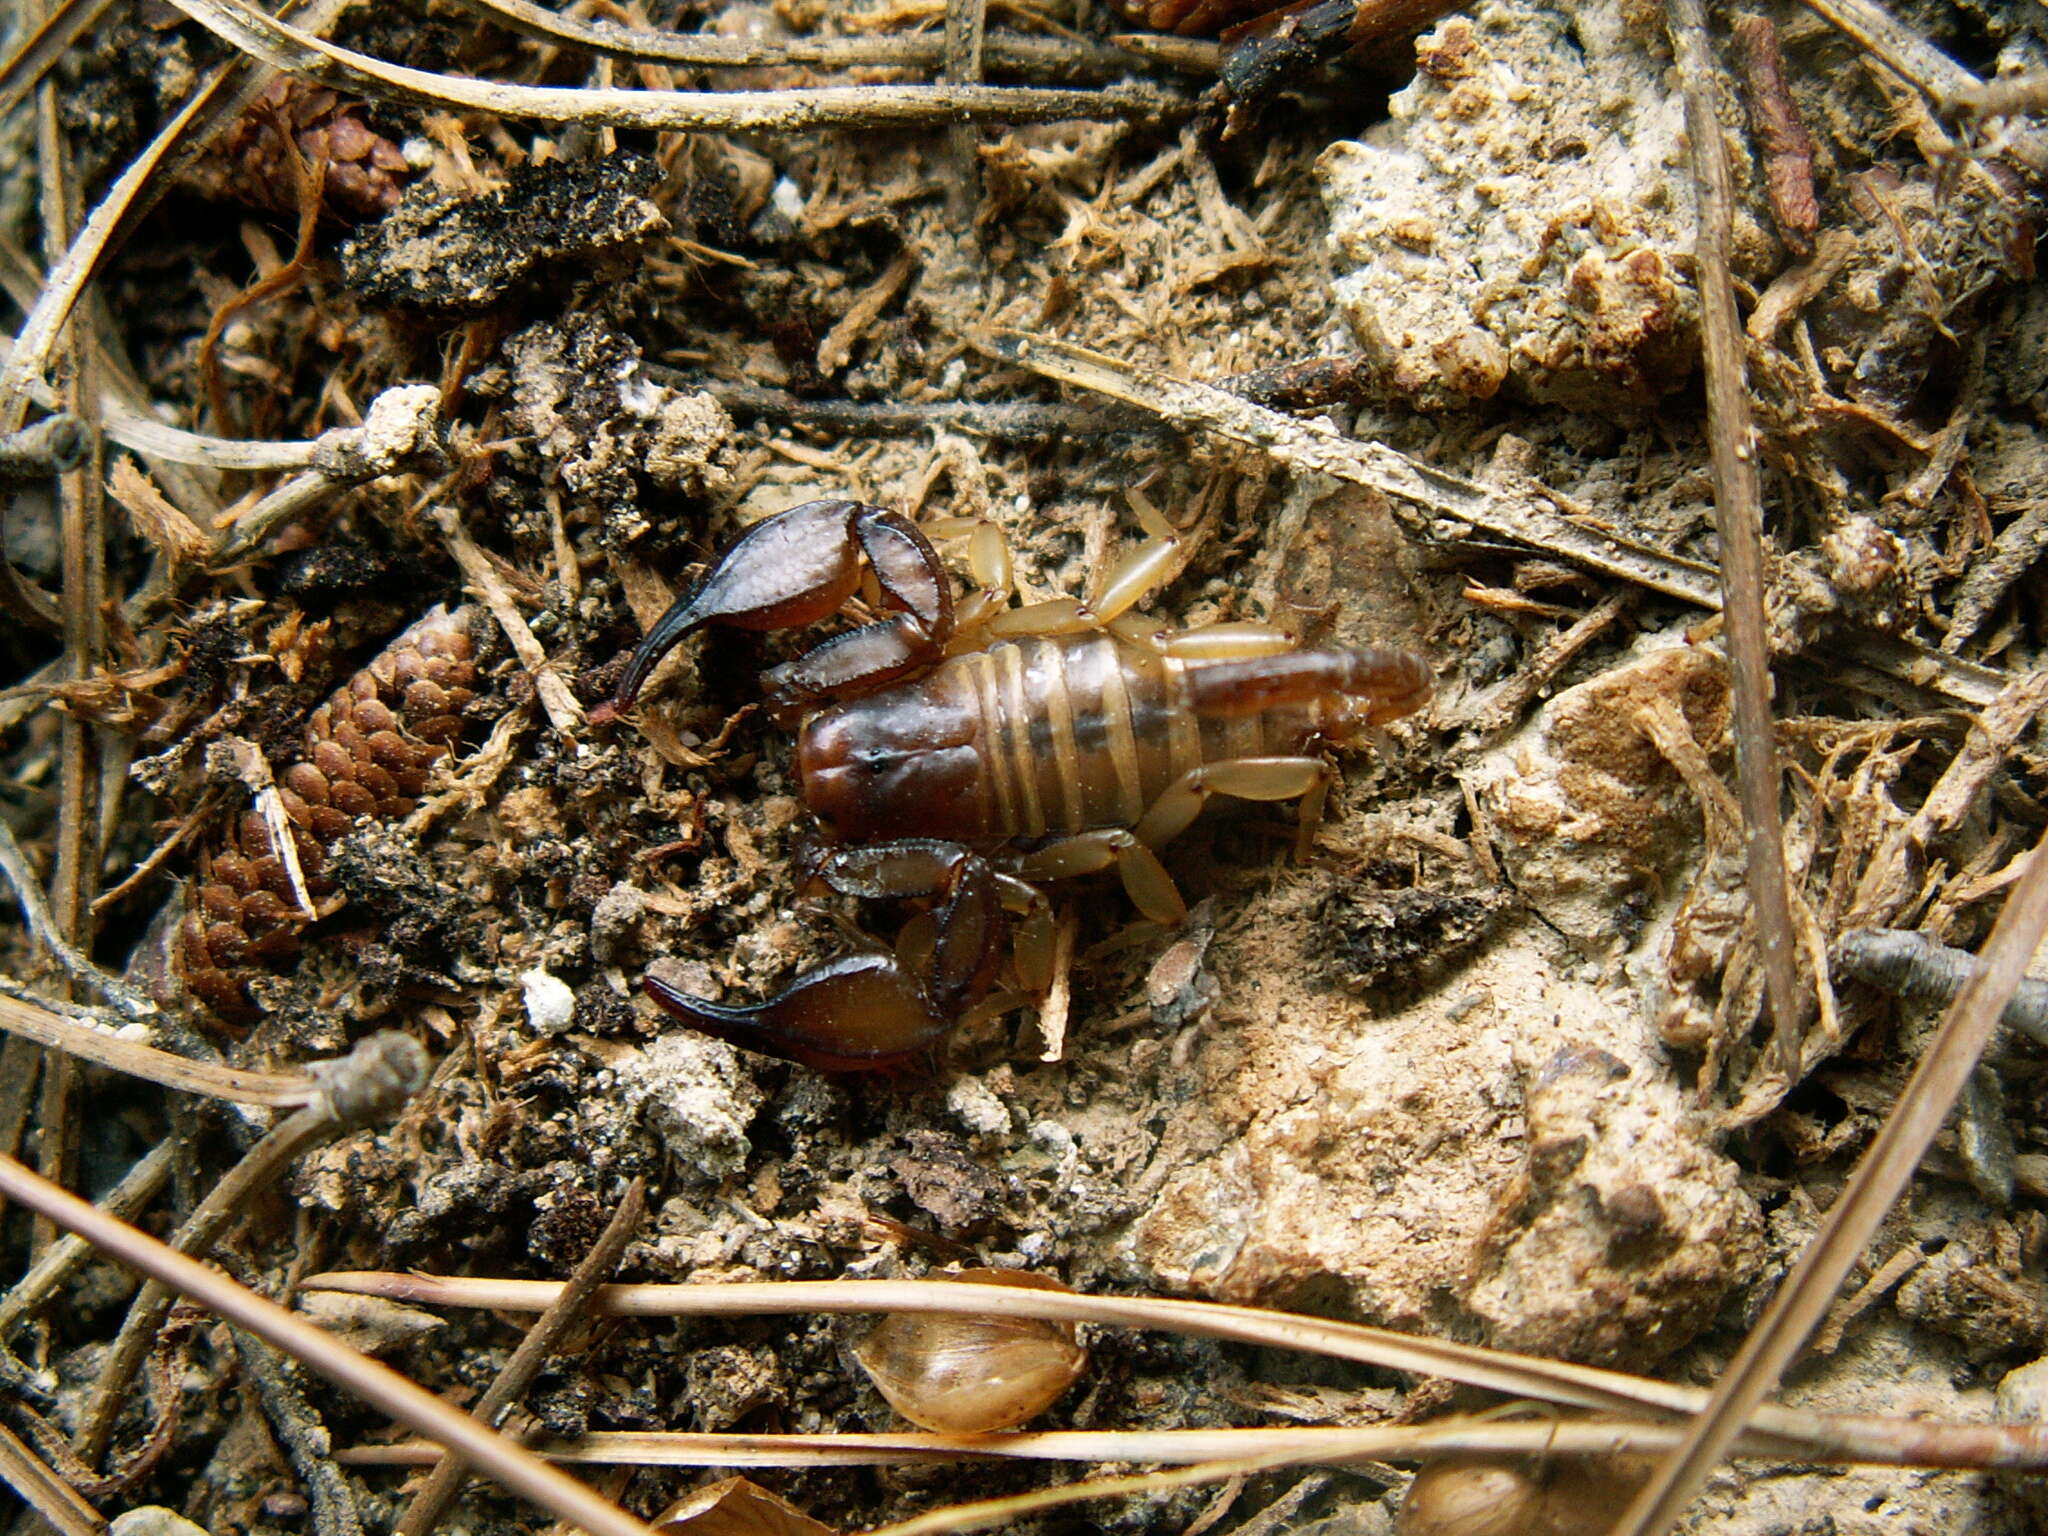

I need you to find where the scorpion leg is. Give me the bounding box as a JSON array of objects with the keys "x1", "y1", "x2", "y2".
[
  {"x1": 643, "y1": 839, "x2": 1006, "y2": 1072},
  {"x1": 1132, "y1": 756, "x2": 1336, "y2": 864},
  {"x1": 1015, "y1": 830, "x2": 1187, "y2": 925},
  {"x1": 598, "y1": 498, "x2": 953, "y2": 718}
]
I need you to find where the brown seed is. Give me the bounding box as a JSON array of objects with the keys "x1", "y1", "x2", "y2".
[
  {"x1": 365, "y1": 729, "x2": 417, "y2": 770},
  {"x1": 202, "y1": 921, "x2": 251, "y2": 968},
  {"x1": 403, "y1": 678, "x2": 448, "y2": 716},
  {"x1": 240, "y1": 890, "x2": 293, "y2": 930},
  {"x1": 210, "y1": 853, "x2": 256, "y2": 893},
  {"x1": 310, "y1": 806, "x2": 354, "y2": 844},
  {"x1": 330, "y1": 780, "x2": 377, "y2": 817},
  {"x1": 852, "y1": 1269, "x2": 1087, "y2": 1433},
  {"x1": 411, "y1": 714, "x2": 465, "y2": 746},
  {"x1": 312, "y1": 740, "x2": 355, "y2": 782},
  {"x1": 283, "y1": 762, "x2": 331, "y2": 805},
  {"x1": 200, "y1": 883, "x2": 244, "y2": 921},
  {"x1": 352, "y1": 696, "x2": 399, "y2": 735}
]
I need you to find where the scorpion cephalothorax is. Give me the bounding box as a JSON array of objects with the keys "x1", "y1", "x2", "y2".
[{"x1": 601, "y1": 498, "x2": 1431, "y2": 1071}]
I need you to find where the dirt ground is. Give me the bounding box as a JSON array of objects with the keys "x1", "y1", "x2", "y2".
[{"x1": 6, "y1": 0, "x2": 2048, "y2": 1531}]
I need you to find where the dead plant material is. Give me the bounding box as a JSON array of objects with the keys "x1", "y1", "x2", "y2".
[
  {"x1": 393, "y1": 1178, "x2": 647, "y2": 1536},
  {"x1": 1732, "y1": 14, "x2": 1819, "y2": 255},
  {"x1": 0, "y1": 1152, "x2": 657, "y2": 1536},
  {"x1": 182, "y1": 77, "x2": 411, "y2": 222},
  {"x1": 176, "y1": 606, "x2": 480, "y2": 1021},
  {"x1": 1614, "y1": 832, "x2": 2048, "y2": 1533},
  {"x1": 1670, "y1": 0, "x2": 1802, "y2": 1090}
]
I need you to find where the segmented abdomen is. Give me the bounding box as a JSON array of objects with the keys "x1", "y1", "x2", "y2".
[{"x1": 798, "y1": 633, "x2": 1321, "y2": 846}]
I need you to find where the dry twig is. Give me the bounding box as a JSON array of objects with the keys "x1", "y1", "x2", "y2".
[
  {"x1": 0, "y1": 1152, "x2": 658, "y2": 1536},
  {"x1": 74, "y1": 1032, "x2": 432, "y2": 1465},
  {"x1": 1669, "y1": 0, "x2": 1804, "y2": 1089},
  {"x1": 393, "y1": 1179, "x2": 647, "y2": 1536}
]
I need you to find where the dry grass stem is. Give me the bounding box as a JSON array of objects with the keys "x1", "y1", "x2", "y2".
[
  {"x1": 435, "y1": 505, "x2": 585, "y2": 734},
  {"x1": 0, "y1": 986, "x2": 318, "y2": 1105},
  {"x1": 0, "y1": 1139, "x2": 172, "y2": 1338},
  {"x1": 0, "y1": 1152, "x2": 657, "y2": 1536},
  {"x1": 0, "y1": 0, "x2": 117, "y2": 121},
  {"x1": 336, "y1": 1411, "x2": 2048, "y2": 1472},
  {"x1": 0, "y1": 820, "x2": 155, "y2": 1016},
  {"x1": 465, "y1": 0, "x2": 1150, "y2": 78},
  {"x1": 74, "y1": 1033, "x2": 430, "y2": 1464},
  {"x1": 300, "y1": 1271, "x2": 2048, "y2": 1469},
  {"x1": 0, "y1": 0, "x2": 360, "y2": 429},
  {"x1": 992, "y1": 330, "x2": 2004, "y2": 708},
  {"x1": 0, "y1": 1420, "x2": 101, "y2": 1536}
]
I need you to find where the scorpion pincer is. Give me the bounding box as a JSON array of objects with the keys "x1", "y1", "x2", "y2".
[{"x1": 597, "y1": 497, "x2": 1432, "y2": 1072}]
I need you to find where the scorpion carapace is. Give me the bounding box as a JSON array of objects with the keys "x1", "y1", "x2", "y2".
[{"x1": 604, "y1": 498, "x2": 1432, "y2": 1071}]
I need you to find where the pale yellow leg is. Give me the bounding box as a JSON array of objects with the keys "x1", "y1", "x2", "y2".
[
  {"x1": 1132, "y1": 756, "x2": 1334, "y2": 855},
  {"x1": 1016, "y1": 829, "x2": 1187, "y2": 924}
]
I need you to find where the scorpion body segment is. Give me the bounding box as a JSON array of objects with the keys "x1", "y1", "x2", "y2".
[
  {"x1": 604, "y1": 498, "x2": 1431, "y2": 1071},
  {"x1": 799, "y1": 632, "x2": 1431, "y2": 847}
]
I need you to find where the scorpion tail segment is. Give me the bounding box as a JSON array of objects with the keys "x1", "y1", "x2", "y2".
[
  {"x1": 644, "y1": 952, "x2": 953, "y2": 1073},
  {"x1": 1345, "y1": 647, "x2": 1434, "y2": 725}
]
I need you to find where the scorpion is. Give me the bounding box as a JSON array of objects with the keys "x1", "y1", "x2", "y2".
[{"x1": 597, "y1": 497, "x2": 1432, "y2": 1071}]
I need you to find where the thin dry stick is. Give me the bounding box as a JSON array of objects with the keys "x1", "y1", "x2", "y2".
[
  {"x1": 393, "y1": 1178, "x2": 647, "y2": 1536},
  {"x1": 0, "y1": 988, "x2": 317, "y2": 1106},
  {"x1": 987, "y1": 331, "x2": 2008, "y2": 709},
  {"x1": 34, "y1": 73, "x2": 100, "y2": 1260},
  {"x1": 945, "y1": 0, "x2": 991, "y2": 83},
  {"x1": 0, "y1": 1421, "x2": 101, "y2": 1536},
  {"x1": 1610, "y1": 831, "x2": 2048, "y2": 1536},
  {"x1": 435, "y1": 504, "x2": 584, "y2": 734},
  {"x1": 0, "y1": 1138, "x2": 173, "y2": 1337},
  {"x1": 166, "y1": 0, "x2": 1182, "y2": 133},
  {"x1": 0, "y1": 334, "x2": 317, "y2": 471},
  {"x1": 0, "y1": 0, "x2": 358, "y2": 431},
  {"x1": 0, "y1": 1152, "x2": 658, "y2": 1536},
  {"x1": 236, "y1": 1336, "x2": 366, "y2": 1536},
  {"x1": 461, "y1": 0, "x2": 1146, "y2": 77},
  {"x1": 335, "y1": 1412, "x2": 2048, "y2": 1472},
  {"x1": 1837, "y1": 927, "x2": 2048, "y2": 1045},
  {"x1": 74, "y1": 1033, "x2": 430, "y2": 1466},
  {"x1": 0, "y1": 0, "x2": 117, "y2": 121},
  {"x1": 213, "y1": 384, "x2": 445, "y2": 564},
  {"x1": 1669, "y1": 0, "x2": 1803, "y2": 1084}
]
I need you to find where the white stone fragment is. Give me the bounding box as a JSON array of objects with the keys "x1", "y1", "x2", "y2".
[{"x1": 521, "y1": 967, "x2": 577, "y2": 1036}]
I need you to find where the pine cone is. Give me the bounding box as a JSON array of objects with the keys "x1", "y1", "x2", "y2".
[{"x1": 179, "y1": 606, "x2": 478, "y2": 1021}]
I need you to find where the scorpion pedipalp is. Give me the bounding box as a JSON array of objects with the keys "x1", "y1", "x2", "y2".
[
  {"x1": 596, "y1": 498, "x2": 953, "y2": 721},
  {"x1": 644, "y1": 839, "x2": 1008, "y2": 1073},
  {"x1": 645, "y1": 952, "x2": 950, "y2": 1073}
]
